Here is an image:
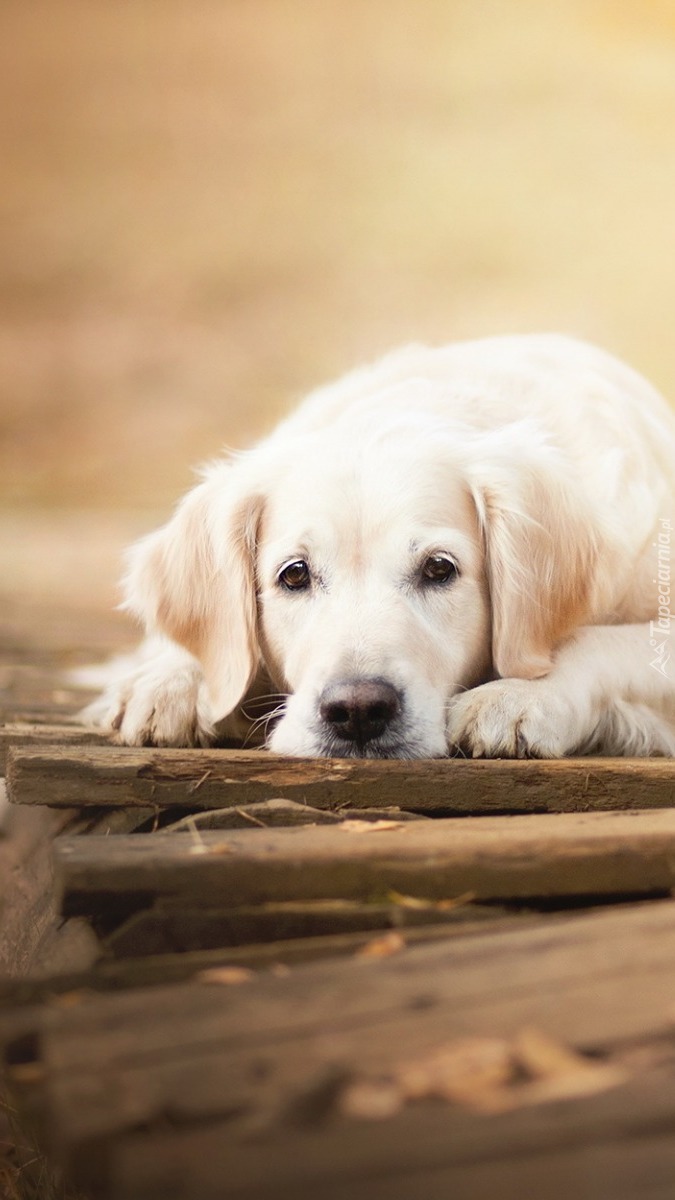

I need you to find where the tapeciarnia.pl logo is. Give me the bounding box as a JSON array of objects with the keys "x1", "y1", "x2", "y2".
[{"x1": 650, "y1": 517, "x2": 672, "y2": 678}]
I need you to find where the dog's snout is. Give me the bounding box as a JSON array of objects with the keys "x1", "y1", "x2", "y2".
[{"x1": 319, "y1": 678, "x2": 401, "y2": 746}]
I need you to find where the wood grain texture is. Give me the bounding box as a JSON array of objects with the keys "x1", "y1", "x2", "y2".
[
  {"x1": 7, "y1": 744, "x2": 675, "y2": 814},
  {"x1": 104, "y1": 1078, "x2": 675, "y2": 1200},
  {"x1": 0, "y1": 722, "x2": 106, "y2": 770},
  {"x1": 56, "y1": 808, "x2": 675, "y2": 910},
  {"x1": 5, "y1": 899, "x2": 675, "y2": 1199},
  {"x1": 0, "y1": 806, "x2": 77, "y2": 977}
]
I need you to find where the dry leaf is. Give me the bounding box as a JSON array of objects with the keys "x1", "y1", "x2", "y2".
[
  {"x1": 387, "y1": 890, "x2": 475, "y2": 911},
  {"x1": 356, "y1": 931, "x2": 406, "y2": 959},
  {"x1": 504, "y1": 1065, "x2": 627, "y2": 1109},
  {"x1": 49, "y1": 989, "x2": 90, "y2": 1008},
  {"x1": 339, "y1": 819, "x2": 405, "y2": 833},
  {"x1": 396, "y1": 1031, "x2": 627, "y2": 1114},
  {"x1": 341, "y1": 1030, "x2": 627, "y2": 1122},
  {"x1": 515, "y1": 1027, "x2": 597, "y2": 1079},
  {"x1": 196, "y1": 966, "x2": 254, "y2": 985},
  {"x1": 340, "y1": 1080, "x2": 403, "y2": 1120},
  {"x1": 509, "y1": 1028, "x2": 627, "y2": 1107},
  {"x1": 397, "y1": 1037, "x2": 512, "y2": 1103},
  {"x1": 270, "y1": 963, "x2": 292, "y2": 978}
]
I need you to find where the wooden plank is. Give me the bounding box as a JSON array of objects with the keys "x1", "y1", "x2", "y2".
[
  {"x1": 99, "y1": 1076, "x2": 675, "y2": 1200},
  {"x1": 0, "y1": 722, "x2": 106, "y2": 770},
  {"x1": 7, "y1": 744, "x2": 675, "y2": 815},
  {"x1": 0, "y1": 805, "x2": 78, "y2": 977},
  {"x1": 0, "y1": 778, "x2": 8, "y2": 834},
  {"x1": 4, "y1": 898, "x2": 675, "y2": 1076},
  {"x1": 5, "y1": 899, "x2": 675, "y2": 1193},
  {"x1": 56, "y1": 808, "x2": 675, "y2": 912}
]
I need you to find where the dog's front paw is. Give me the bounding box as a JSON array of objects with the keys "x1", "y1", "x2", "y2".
[
  {"x1": 447, "y1": 678, "x2": 585, "y2": 759},
  {"x1": 84, "y1": 659, "x2": 213, "y2": 748}
]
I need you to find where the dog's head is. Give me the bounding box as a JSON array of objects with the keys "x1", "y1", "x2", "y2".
[{"x1": 124, "y1": 417, "x2": 597, "y2": 757}]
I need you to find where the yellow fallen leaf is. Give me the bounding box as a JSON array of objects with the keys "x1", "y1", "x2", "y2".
[
  {"x1": 387, "y1": 890, "x2": 475, "y2": 911},
  {"x1": 397, "y1": 1030, "x2": 626, "y2": 1114},
  {"x1": 397, "y1": 1037, "x2": 512, "y2": 1102},
  {"x1": 515, "y1": 1027, "x2": 597, "y2": 1079},
  {"x1": 49, "y1": 989, "x2": 90, "y2": 1008},
  {"x1": 340, "y1": 1080, "x2": 403, "y2": 1120},
  {"x1": 339, "y1": 819, "x2": 405, "y2": 833},
  {"x1": 356, "y1": 931, "x2": 406, "y2": 959},
  {"x1": 504, "y1": 1066, "x2": 627, "y2": 1110},
  {"x1": 340, "y1": 1030, "x2": 627, "y2": 1122},
  {"x1": 196, "y1": 966, "x2": 254, "y2": 985}
]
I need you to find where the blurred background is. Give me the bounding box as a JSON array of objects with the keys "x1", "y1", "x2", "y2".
[{"x1": 2, "y1": 0, "x2": 675, "y2": 629}]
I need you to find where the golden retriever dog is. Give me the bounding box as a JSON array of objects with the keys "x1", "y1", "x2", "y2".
[{"x1": 85, "y1": 335, "x2": 675, "y2": 758}]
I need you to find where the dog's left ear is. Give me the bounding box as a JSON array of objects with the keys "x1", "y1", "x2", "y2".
[
  {"x1": 123, "y1": 463, "x2": 264, "y2": 720},
  {"x1": 468, "y1": 426, "x2": 600, "y2": 680}
]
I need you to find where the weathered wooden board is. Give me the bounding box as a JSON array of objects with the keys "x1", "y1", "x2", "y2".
[
  {"x1": 7, "y1": 744, "x2": 675, "y2": 814},
  {"x1": 5, "y1": 899, "x2": 675, "y2": 1198},
  {"x1": 5, "y1": 898, "x2": 675, "y2": 1084},
  {"x1": 4, "y1": 614, "x2": 675, "y2": 1200},
  {"x1": 0, "y1": 722, "x2": 106, "y2": 770},
  {"x1": 0, "y1": 778, "x2": 8, "y2": 833},
  {"x1": 0, "y1": 805, "x2": 77, "y2": 977},
  {"x1": 56, "y1": 808, "x2": 675, "y2": 913},
  {"x1": 96, "y1": 1075, "x2": 675, "y2": 1200}
]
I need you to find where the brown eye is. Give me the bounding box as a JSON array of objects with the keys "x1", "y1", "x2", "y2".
[
  {"x1": 421, "y1": 553, "x2": 458, "y2": 585},
  {"x1": 278, "y1": 559, "x2": 311, "y2": 591}
]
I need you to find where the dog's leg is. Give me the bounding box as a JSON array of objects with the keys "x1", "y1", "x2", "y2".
[
  {"x1": 79, "y1": 636, "x2": 216, "y2": 748},
  {"x1": 447, "y1": 624, "x2": 675, "y2": 758}
]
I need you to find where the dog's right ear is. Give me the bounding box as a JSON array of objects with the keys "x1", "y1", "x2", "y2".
[
  {"x1": 467, "y1": 424, "x2": 600, "y2": 681},
  {"x1": 122, "y1": 464, "x2": 264, "y2": 720}
]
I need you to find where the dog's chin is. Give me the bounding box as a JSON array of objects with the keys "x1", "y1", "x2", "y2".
[
  {"x1": 315, "y1": 735, "x2": 425, "y2": 760},
  {"x1": 268, "y1": 719, "x2": 447, "y2": 760}
]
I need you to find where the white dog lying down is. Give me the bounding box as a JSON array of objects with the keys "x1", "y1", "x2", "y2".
[{"x1": 85, "y1": 334, "x2": 675, "y2": 759}]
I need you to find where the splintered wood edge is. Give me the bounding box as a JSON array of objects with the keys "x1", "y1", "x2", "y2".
[
  {"x1": 0, "y1": 723, "x2": 107, "y2": 770},
  {"x1": 5, "y1": 744, "x2": 675, "y2": 815}
]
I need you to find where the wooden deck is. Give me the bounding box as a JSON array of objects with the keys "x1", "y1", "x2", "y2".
[{"x1": 2, "y1": 607, "x2": 675, "y2": 1200}]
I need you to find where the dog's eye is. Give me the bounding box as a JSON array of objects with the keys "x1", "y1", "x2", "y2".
[
  {"x1": 421, "y1": 553, "x2": 458, "y2": 585},
  {"x1": 278, "y1": 559, "x2": 311, "y2": 591}
]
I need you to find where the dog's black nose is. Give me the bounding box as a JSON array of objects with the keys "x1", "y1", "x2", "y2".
[{"x1": 319, "y1": 678, "x2": 401, "y2": 746}]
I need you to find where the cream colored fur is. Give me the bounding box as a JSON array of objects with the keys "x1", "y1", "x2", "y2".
[{"x1": 84, "y1": 335, "x2": 675, "y2": 758}]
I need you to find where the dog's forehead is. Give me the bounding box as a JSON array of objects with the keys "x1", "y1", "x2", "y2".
[{"x1": 259, "y1": 440, "x2": 479, "y2": 555}]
